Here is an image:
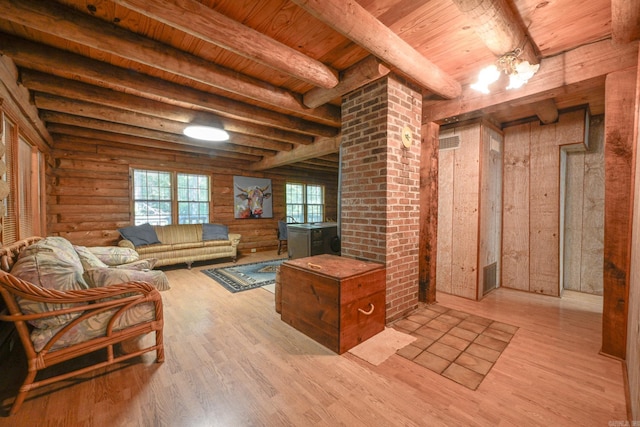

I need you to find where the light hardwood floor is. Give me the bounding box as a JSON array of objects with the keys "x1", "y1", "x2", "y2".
[{"x1": 0, "y1": 251, "x2": 629, "y2": 426}]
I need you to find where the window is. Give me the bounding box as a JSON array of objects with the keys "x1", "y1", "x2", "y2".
[
  {"x1": 286, "y1": 182, "x2": 324, "y2": 223},
  {"x1": 306, "y1": 185, "x2": 324, "y2": 223},
  {"x1": 133, "y1": 170, "x2": 172, "y2": 226},
  {"x1": 2, "y1": 115, "x2": 43, "y2": 245},
  {"x1": 177, "y1": 173, "x2": 210, "y2": 224},
  {"x1": 133, "y1": 169, "x2": 210, "y2": 225}
]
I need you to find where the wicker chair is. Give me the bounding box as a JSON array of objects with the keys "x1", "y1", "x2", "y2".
[{"x1": 0, "y1": 237, "x2": 164, "y2": 415}]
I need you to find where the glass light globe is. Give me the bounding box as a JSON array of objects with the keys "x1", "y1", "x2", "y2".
[{"x1": 471, "y1": 65, "x2": 500, "y2": 93}]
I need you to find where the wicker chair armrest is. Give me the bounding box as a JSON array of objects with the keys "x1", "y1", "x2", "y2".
[
  {"x1": 0, "y1": 271, "x2": 159, "y2": 323},
  {"x1": 0, "y1": 236, "x2": 44, "y2": 272}
]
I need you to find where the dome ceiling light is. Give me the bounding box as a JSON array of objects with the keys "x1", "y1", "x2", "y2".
[{"x1": 183, "y1": 125, "x2": 230, "y2": 141}]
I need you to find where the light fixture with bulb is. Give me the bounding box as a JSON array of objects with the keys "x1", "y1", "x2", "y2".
[
  {"x1": 470, "y1": 47, "x2": 539, "y2": 94},
  {"x1": 183, "y1": 124, "x2": 230, "y2": 141}
]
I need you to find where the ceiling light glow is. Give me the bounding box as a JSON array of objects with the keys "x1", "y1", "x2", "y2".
[
  {"x1": 471, "y1": 48, "x2": 539, "y2": 94},
  {"x1": 183, "y1": 125, "x2": 230, "y2": 141}
]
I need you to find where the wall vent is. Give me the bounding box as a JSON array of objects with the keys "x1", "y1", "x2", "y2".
[
  {"x1": 439, "y1": 135, "x2": 460, "y2": 151},
  {"x1": 483, "y1": 262, "x2": 497, "y2": 295}
]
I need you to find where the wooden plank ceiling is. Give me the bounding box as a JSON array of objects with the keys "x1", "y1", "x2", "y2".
[{"x1": 0, "y1": 0, "x2": 637, "y2": 172}]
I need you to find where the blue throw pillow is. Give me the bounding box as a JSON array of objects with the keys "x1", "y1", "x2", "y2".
[
  {"x1": 202, "y1": 223, "x2": 229, "y2": 241},
  {"x1": 118, "y1": 223, "x2": 161, "y2": 247}
]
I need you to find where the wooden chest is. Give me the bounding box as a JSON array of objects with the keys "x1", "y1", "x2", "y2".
[{"x1": 280, "y1": 254, "x2": 386, "y2": 354}]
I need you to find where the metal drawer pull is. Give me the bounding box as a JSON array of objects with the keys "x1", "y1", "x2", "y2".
[
  {"x1": 358, "y1": 303, "x2": 375, "y2": 315},
  {"x1": 307, "y1": 262, "x2": 323, "y2": 270}
]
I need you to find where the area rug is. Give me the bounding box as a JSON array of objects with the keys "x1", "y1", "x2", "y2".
[
  {"x1": 202, "y1": 259, "x2": 286, "y2": 293},
  {"x1": 348, "y1": 327, "x2": 417, "y2": 366},
  {"x1": 392, "y1": 305, "x2": 518, "y2": 390}
]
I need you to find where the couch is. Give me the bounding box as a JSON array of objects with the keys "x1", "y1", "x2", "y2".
[
  {"x1": 118, "y1": 223, "x2": 241, "y2": 269},
  {"x1": 0, "y1": 236, "x2": 167, "y2": 415}
]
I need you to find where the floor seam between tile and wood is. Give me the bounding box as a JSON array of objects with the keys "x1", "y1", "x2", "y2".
[{"x1": 391, "y1": 304, "x2": 518, "y2": 390}]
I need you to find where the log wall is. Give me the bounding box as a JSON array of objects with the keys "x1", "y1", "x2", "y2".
[{"x1": 47, "y1": 137, "x2": 338, "y2": 251}]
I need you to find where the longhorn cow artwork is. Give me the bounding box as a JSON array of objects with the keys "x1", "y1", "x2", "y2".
[{"x1": 233, "y1": 176, "x2": 273, "y2": 219}]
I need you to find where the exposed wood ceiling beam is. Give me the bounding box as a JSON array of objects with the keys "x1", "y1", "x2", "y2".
[
  {"x1": 33, "y1": 91, "x2": 312, "y2": 146},
  {"x1": 0, "y1": 0, "x2": 334, "y2": 122},
  {"x1": 220, "y1": 133, "x2": 293, "y2": 153},
  {"x1": 34, "y1": 93, "x2": 292, "y2": 154},
  {"x1": 112, "y1": 0, "x2": 339, "y2": 89},
  {"x1": 52, "y1": 131, "x2": 215, "y2": 157},
  {"x1": 300, "y1": 158, "x2": 339, "y2": 168},
  {"x1": 249, "y1": 136, "x2": 341, "y2": 171},
  {"x1": 295, "y1": 163, "x2": 339, "y2": 172},
  {"x1": 290, "y1": 0, "x2": 461, "y2": 99},
  {"x1": 423, "y1": 39, "x2": 639, "y2": 123},
  {"x1": 303, "y1": 56, "x2": 391, "y2": 108},
  {"x1": 43, "y1": 112, "x2": 265, "y2": 162},
  {"x1": 529, "y1": 99, "x2": 559, "y2": 124},
  {"x1": 0, "y1": 34, "x2": 340, "y2": 128},
  {"x1": 450, "y1": 0, "x2": 558, "y2": 123},
  {"x1": 451, "y1": 0, "x2": 538, "y2": 64},
  {"x1": 20, "y1": 70, "x2": 328, "y2": 146},
  {"x1": 611, "y1": 0, "x2": 640, "y2": 43}
]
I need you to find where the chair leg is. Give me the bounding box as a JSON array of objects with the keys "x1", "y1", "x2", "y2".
[
  {"x1": 277, "y1": 241, "x2": 282, "y2": 255},
  {"x1": 155, "y1": 329, "x2": 165, "y2": 363},
  {"x1": 10, "y1": 370, "x2": 37, "y2": 415}
]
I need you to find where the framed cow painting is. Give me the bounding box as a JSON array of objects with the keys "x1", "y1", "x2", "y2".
[{"x1": 233, "y1": 176, "x2": 273, "y2": 219}]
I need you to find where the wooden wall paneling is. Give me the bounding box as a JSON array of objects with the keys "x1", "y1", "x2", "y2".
[
  {"x1": 602, "y1": 68, "x2": 638, "y2": 359},
  {"x1": 502, "y1": 123, "x2": 531, "y2": 291},
  {"x1": 559, "y1": 148, "x2": 566, "y2": 292},
  {"x1": 556, "y1": 109, "x2": 590, "y2": 148},
  {"x1": 557, "y1": 109, "x2": 589, "y2": 294},
  {"x1": 580, "y1": 116, "x2": 605, "y2": 294},
  {"x1": 529, "y1": 122, "x2": 560, "y2": 296},
  {"x1": 478, "y1": 124, "x2": 503, "y2": 298},
  {"x1": 436, "y1": 138, "x2": 455, "y2": 295},
  {"x1": 451, "y1": 124, "x2": 480, "y2": 299},
  {"x1": 563, "y1": 149, "x2": 585, "y2": 292}
]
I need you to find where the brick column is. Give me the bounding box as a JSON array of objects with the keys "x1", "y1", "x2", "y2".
[{"x1": 340, "y1": 75, "x2": 422, "y2": 322}]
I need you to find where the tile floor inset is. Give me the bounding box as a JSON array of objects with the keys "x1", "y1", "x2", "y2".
[
  {"x1": 414, "y1": 350, "x2": 450, "y2": 374},
  {"x1": 392, "y1": 304, "x2": 518, "y2": 390},
  {"x1": 443, "y1": 363, "x2": 484, "y2": 390},
  {"x1": 427, "y1": 342, "x2": 462, "y2": 361}
]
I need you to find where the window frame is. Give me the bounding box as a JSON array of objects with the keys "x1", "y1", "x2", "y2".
[
  {"x1": 131, "y1": 168, "x2": 212, "y2": 226},
  {"x1": 285, "y1": 182, "x2": 325, "y2": 223},
  {"x1": 1, "y1": 112, "x2": 44, "y2": 245}
]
